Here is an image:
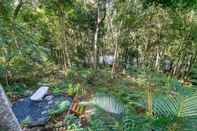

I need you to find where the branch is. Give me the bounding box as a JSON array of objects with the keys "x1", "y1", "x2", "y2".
[
  {"x1": 13, "y1": 0, "x2": 23, "y2": 20},
  {"x1": 98, "y1": 0, "x2": 107, "y2": 26}
]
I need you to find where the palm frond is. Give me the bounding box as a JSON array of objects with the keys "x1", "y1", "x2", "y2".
[
  {"x1": 81, "y1": 95, "x2": 124, "y2": 114},
  {"x1": 92, "y1": 95, "x2": 124, "y2": 114},
  {"x1": 153, "y1": 96, "x2": 179, "y2": 117},
  {"x1": 180, "y1": 95, "x2": 197, "y2": 117},
  {"x1": 153, "y1": 94, "x2": 197, "y2": 118}
]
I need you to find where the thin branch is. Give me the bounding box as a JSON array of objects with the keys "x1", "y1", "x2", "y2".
[{"x1": 13, "y1": 0, "x2": 23, "y2": 20}]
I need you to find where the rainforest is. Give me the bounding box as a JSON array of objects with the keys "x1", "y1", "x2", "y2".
[{"x1": 0, "y1": 0, "x2": 197, "y2": 131}]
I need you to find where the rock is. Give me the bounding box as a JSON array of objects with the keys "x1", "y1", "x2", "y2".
[
  {"x1": 44, "y1": 95, "x2": 54, "y2": 101},
  {"x1": 19, "y1": 98, "x2": 25, "y2": 102},
  {"x1": 30, "y1": 86, "x2": 49, "y2": 101},
  {"x1": 44, "y1": 105, "x2": 50, "y2": 109},
  {"x1": 29, "y1": 117, "x2": 48, "y2": 127},
  {"x1": 48, "y1": 100, "x2": 53, "y2": 105},
  {"x1": 12, "y1": 94, "x2": 72, "y2": 127},
  {"x1": 24, "y1": 90, "x2": 33, "y2": 97},
  {"x1": 41, "y1": 110, "x2": 48, "y2": 115}
]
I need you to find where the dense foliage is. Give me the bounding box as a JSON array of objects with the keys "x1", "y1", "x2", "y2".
[{"x1": 0, "y1": 0, "x2": 197, "y2": 130}]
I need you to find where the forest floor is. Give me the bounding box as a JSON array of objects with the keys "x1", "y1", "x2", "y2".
[{"x1": 7, "y1": 67, "x2": 195, "y2": 130}]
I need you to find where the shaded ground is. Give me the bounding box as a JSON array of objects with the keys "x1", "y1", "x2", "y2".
[{"x1": 12, "y1": 94, "x2": 72, "y2": 127}]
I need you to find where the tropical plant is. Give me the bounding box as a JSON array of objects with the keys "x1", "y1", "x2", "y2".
[
  {"x1": 64, "y1": 114, "x2": 83, "y2": 130},
  {"x1": 49, "y1": 100, "x2": 71, "y2": 116},
  {"x1": 80, "y1": 94, "x2": 124, "y2": 115},
  {"x1": 152, "y1": 94, "x2": 197, "y2": 130},
  {"x1": 66, "y1": 83, "x2": 86, "y2": 96}
]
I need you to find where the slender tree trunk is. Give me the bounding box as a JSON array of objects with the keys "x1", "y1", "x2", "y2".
[
  {"x1": 147, "y1": 85, "x2": 153, "y2": 116},
  {"x1": 58, "y1": 4, "x2": 71, "y2": 70},
  {"x1": 94, "y1": 1, "x2": 102, "y2": 69},
  {"x1": 111, "y1": 11, "x2": 122, "y2": 77},
  {"x1": 112, "y1": 38, "x2": 118, "y2": 76},
  {"x1": 0, "y1": 85, "x2": 22, "y2": 131},
  {"x1": 136, "y1": 42, "x2": 139, "y2": 67},
  {"x1": 155, "y1": 46, "x2": 160, "y2": 71},
  {"x1": 12, "y1": 0, "x2": 23, "y2": 50},
  {"x1": 5, "y1": 69, "x2": 9, "y2": 86},
  {"x1": 13, "y1": 0, "x2": 23, "y2": 20},
  {"x1": 173, "y1": 52, "x2": 184, "y2": 77},
  {"x1": 93, "y1": 0, "x2": 106, "y2": 69},
  {"x1": 93, "y1": 12, "x2": 99, "y2": 69},
  {"x1": 111, "y1": 17, "x2": 117, "y2": 77},
  {"x1": 124, "y1": 48, "x2": 129, "y2": 69},
  {"x1": 178, "y1": 54, "x2": 187, "y2": 78},
  {"x1": 185, "y1": 53, "x2": 197, "y2": 79}
]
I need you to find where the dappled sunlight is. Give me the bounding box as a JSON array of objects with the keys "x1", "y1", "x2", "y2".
[{"x1": 1, "y1": 0, "x2": 197, "y2": 130}]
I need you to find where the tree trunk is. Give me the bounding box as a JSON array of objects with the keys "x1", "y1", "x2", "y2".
[
  {"x1": 147, "y1": 86, "x2": 153, "y2": 116},
  {"x1": 111, "y1": 14, "x2": 122, "y2": 77},
  {"x1": 13, "y1": 0, "x2": 23, "y2": 20},
  {"x1": 58, "y1": 4, "x2": 71, "y2": 70},
  {"x1": 179, "y1": 54, "x2": 187, "y2": 78},
  {"x1": 0, "y1": 85, "x2": 22, "y2": 131},
  {"x1": 124, "y1": 48, "x2": 129, "y2": 69},
  {"x1": 185, "y1": 53, "x2": 197, "y2": 79},
  {"x1": 12, "y1": 0, "x2": 23, "y2": 50},
  {"x1": 155, "y1": 46, "x2": 160, "y2": 71},
  {"x1": 93, "y1": 0, "x2": 106, "y2": 69},
  {"x1": 111, "y1": 38, "x2": 118, "y2": 77},
  {"x1": 93, "y1": 11, "x2": 99, "y2": 69},
  {"x1": 136, "y1": 42, "x2": 139, "y2": 67}
]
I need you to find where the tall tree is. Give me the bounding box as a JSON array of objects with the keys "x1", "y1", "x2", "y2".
[
  {"x1": 57, "y1": 0, "x2": 71, "y2": 69},
  {"x1": 93, "y1": 0, "x2": 106, "y2": 69}
]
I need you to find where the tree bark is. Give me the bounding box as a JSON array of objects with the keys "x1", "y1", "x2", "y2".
[
  {"x1": 93, "y1": 10, "x2": 99, "y2": 69},
  {"x1": 111, "y1": 37, "x2": 118, "y2": 76},
  {"x1": 0, "y1": 85, "x2": 22, "y2": 131},
  {"x1": 93, "y1": 0, "x2": 106, "y2": 69},
  {"x1": 12, "y1": 0, "x2": 24, "y2": 50},
  {"x1": 185, "y1": 52, "x2": 197, "y2": 79},
  {"x1": 155, "y1": 46, "x2": 160, "y2": 71},
  {"x1": 111, "y1": 21, "x2": 122, "y2": 77},
  {"x1": 58, "y1": 3, "x2": 71, "y2": 70}
]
